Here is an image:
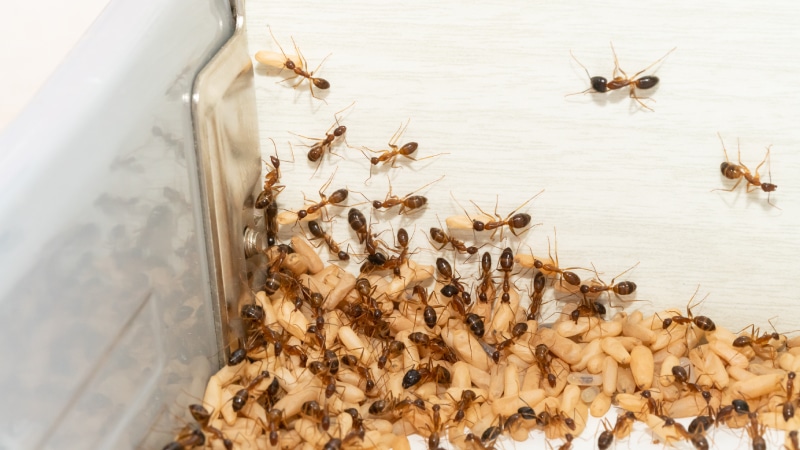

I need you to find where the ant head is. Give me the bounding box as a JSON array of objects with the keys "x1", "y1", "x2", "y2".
[{"x1": 591, "y1": 76, "x2": 608, "y2": 92}]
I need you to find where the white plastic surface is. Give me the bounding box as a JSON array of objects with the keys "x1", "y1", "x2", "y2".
[
  {"x1": 0, "y1": 1, "x2": 232, "y2": 448},
  {"x1": 245, "y1": 1, "x2": 800, "y2": 449}
]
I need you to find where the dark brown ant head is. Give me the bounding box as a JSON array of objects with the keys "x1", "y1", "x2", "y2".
[
  {"x1": 472, "y1": 220, "x2": 486, "y2": 231},
  {"x1": 762, "y1": 182, "x2": 777, "y2": 192},
  {"x1": 333, "y1": 125, "x2": 346, "y2": 136},
  {"x1": 297, "y1": 210, "x2": 308, "y2": 219},
  {"x1": 636, "y1": 75, "x2": 660, "y2": 90},
  {"x1": 313, "y1": 78, "x2": 331, "y2": 90},
  {"x1": 284, "y1": 60, "x2": 296, "y2": 70},
  {"x1": 590, "y1": 76, "x2": 608, "y2": 92}
]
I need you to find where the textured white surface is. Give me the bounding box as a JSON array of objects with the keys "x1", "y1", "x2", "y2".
[{"x1": 245, "y1": 1, "x2": 800, "y2": 448}]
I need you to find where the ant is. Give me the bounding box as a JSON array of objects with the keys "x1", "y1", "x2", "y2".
[
  {"x1": 307, "y1": 220, "x2": 350, "y2": 261},
  {"x1": 497, "y1": 247, "x2": 515, "y2": 303},
  {"x1": 293, "y1": 105, "x2": 353, "y2": 176},
  {"x1": 534, "y1": 343, "x2": 559, "y2": 387},
  {"x1": 436, "y1": 257, "x2": 472, "y2": 313},
  {"x1": 255, "y1": 141, "x2": 285, "y2": 210},
  {"x1": 430, "y1": 226, "x2": 479, "y2": 255},
  {"x1": 451, "y1": 389, "x2": 480, "y2": 423},
  {"x1": 411, "y1": 285, "x2": 438, "y2": 329},
  {"x1": 265, "y1": 27, "x2": 330, "y2": 101},
  {"x1": 467, "y1": 191, "x2": 543, "y2": 240},
  {"x1": 162, "y1": 424, "x2": 205, "y2": 450},
  {"x1": 187, "y1": 404, "x2": 232, "y2": 450},
  {"x1": 408, "y1": 332, "x2": 459, "y2": 363},
  {"x1": 402, "y1": 362, "x2": 452, "y2": 389},
  {"x1": 258, "y1": 408, "x2": 289, "y2": 447},
  {"x1": 347, "y1": 208, "x2": 369, "y2": 244},
  {"x1": 465, "y1": 313, "x2": 486, "y2": 338},
  {"x1": 732, "y1": 321, "x2": 782, "y2": 360},
  {"x1": 476, "y1": 252, "x2": 495, "y2": 303},
  {"x1": 569, "y1": 43, "x2": 676, "y2": 111},
  {"x1": 713, "y1": 133, "x2": 779, "y2": 208},
  {"x1": 789, "y1": 430, "x2": 799, "y2": 450},
  {"x1": 381, "y1": 227, "x2": 419, "y2": 276},
  {"x1": 300, "y1": 400, "x2": 331, "y2": 431},
  {"x1": 367, "y1": 394, "x2": 426, "y2": 417},
  {"x1": 527, "y1": 271, "x2": 546, "y2": 321},
  {"x1": 377, "y1": 339, "x2": 406, "y2": 369},
  {"x1": 746, "y1": 412, "x2": 767, "y2": 450},
  {"x1": 426, "y1": 404, "x2": 446, "y2": 450},
  {"x1": 340, "y1": 353, "x2": 377, "y2": 393},
  {"x1": 231, "y1": 370, "x2": 271, "y2": 412},
  {"x1": 579, "y1": 262, "x2": 639, "y2": 306},
  {"x1": 493, "y1": 322, "x2": 529, "y2": 361},
  {"x1": 661, "y1": 287, "x2": 716, "y2": 335},
  {"x1": 296, "y1": 171, "x2": 348, "y2": 220},
  {"x1": 361, "y1": 120, "x2": 447, "y2": 182},
  {"x1": 536, "y1": 231, "x2": 584, "y2": 288},
  {"x1": 371, "y1": 176, "x2": 443, "y2": 215},
  {"x1": 782, "y1": 371, "x2": 796, "y2": 422}
]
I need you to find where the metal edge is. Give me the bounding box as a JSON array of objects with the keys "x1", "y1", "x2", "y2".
[{"x1": 191, "y1": 0, "x2": 261, "y2": 367}]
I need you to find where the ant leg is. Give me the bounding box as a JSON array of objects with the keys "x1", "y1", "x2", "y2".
[
  {"x1": 629, "y1": 47, "x2": 677, "y2": 80},
  {"x1": 711, "y1": 177, "x2": 743, "y2": 193},
  {"x1": 610, "y1": 42, "x2": 628, "y2": 80}
]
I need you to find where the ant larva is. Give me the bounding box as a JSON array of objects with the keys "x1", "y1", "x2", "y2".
[
  {"x1": 256, "y1": 27, "x2": 331, "y2": 101},
  {"x1": 713, "y1": 133, "x2": 779, "y2": 209},
  {"x1": 569, "y1": 43, "x2": 676, "y2": 111}
]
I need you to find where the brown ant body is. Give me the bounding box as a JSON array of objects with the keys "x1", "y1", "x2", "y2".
[
  {"x1": 714, "y1": 133, "x2": 778, "y2": 208},
  {"x1": 367, "y1": 395, "x2": 425, "y2": 417},
  {"x1": 361, "y1": 120, "x2": 447, "y2": 182},
  {"x1": 426, "y1": 404, "x2": 446, "y2": 450},
  {"x1": 468, "y1": 191, "x2": 542, "y2": 240},
  {"x1": 534, "y1": 343, "x2": 559, "y2": 387},
  {"x1": 430, "y1": 227, "x2": 479, "y2": 255},
  {"x1": 452, "y1": 389, "x2": 480, "y2": 423},
  {"x1": 187, "y1": 404, "x2": 232, "y2": 450},
  {"x1": 371, "y1": 176, "x2": 442, "y2": 215},
  {"x1": 162, "y1": 425, "x2": 205, "y2": 450},
  {"x1": 300, "y1": 400, "x2": 331, "y2": 431},
  {"x1": 259, "y1": 408, "x2": 288, "y2": 447},
  {"x1": 255, "y1": 149, "x2": 284, "y2": 209},
  {"x1": 569, "y1": 43, "x2": 676, "y2": 111},
  {"x1": 296, "y1": 173, "x2": 348, "y2": 220},
  {"x1": 402, "y1": 362, "x2": 452, "y2": 389},
  {"x1": 231, "y1": 370, "x2": 271, "y2": 412},
  {"x1": 348, "y1": 208, "x2": 369, "y2": 244},
  {"x1": 580, "y1": 262, "x2": 639, "y2": 305},
  {"x1": 536, "y1": 232, "x2": 584, "y2": 288},
  {"x1": 746, "y1": 412, "x2": 767, "y2": 450},
  {"x1": 267, "y1": 27, "x2": 330, "y2": 101},
  {"x1": 661, "y1": 289, "x2": 716, "y2": 335},
  {"x1": 411, "y1": 285, "x2": 438, "y2": 329},
  {"x1": 497, "y1": 247, "x2": 515, "y2": 303},
  {"x1": 527, "y1": 271, "x2": 546, "y2": 321},
  {"x1": 477, "y1": 252, "x2": 495, "y2": 303},
  {"x1": 307, "y1": 220, "x2": 350, "y2": 261},
  {"x1": 732, "y1": 323, "x2": 782, "y2": 360}
]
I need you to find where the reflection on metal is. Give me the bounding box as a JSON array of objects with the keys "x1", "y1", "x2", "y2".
[{"x1": 192, "y1": 0, "x2": 260, "y2": 367}]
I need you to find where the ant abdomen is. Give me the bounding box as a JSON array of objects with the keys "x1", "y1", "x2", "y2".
[
  {"x1": 635, "y1": 76, "x2": 659, "y2": 90},
  {"x1": 313, "y1": 78, "x2": 331, "y2": 89},
  {"x1": 761, "y1": 182, "x2": 777, "y2": 192}
]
